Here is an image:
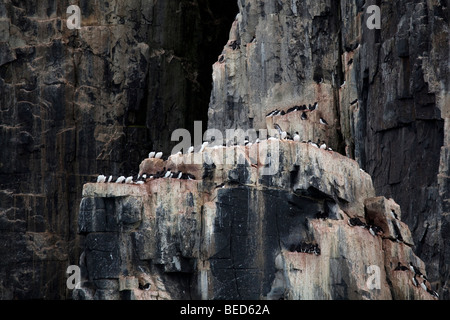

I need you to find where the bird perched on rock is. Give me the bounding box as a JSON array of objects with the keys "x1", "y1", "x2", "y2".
[
  {"x1": 155, "y1": 152, "x2": 163, "y2": 159},
  {"x1": 412, "y1": 275, "x2": 419, "y2": 287},
  {"x1": 390, "y1": 210, "x2": 398, "y2": 220},
  {"x1": 319, "y1": 117, "x2": 329, "y2": 125},
  {"x1": 199, "y1": 141, "x2": 209, "y2": 153},
  {"x1": 96, "y1": 175, "x2": 107, "y2": 183},
  {"x1": 274, "y1": 124, "x2": 287, "y2": 140},
  {"x1": 115, "y1": 176, "x2": 126, "y2": 183},
  {"x1": 164, "y1": 170, "x2": 172, "y2": 178},
  {"x1": 409, "y1": 262, "x2": 425, "y2": 279},
  {"x1": 309, "y1": 102, "x2": 318, "y2": 111},
  {"x1": 293, "y1": 132, "x2": 300, "y2": 142},
  {"x1": 394, "y1": 262, "x2": 409, "y2": 271},
  {"x1": 348, "y1": 217, "x2": 366, "y2": 228},
  {"x1": 420, "y1": 279, "x2": 428, "y2": 292},
  {"x1": 125, "y1": 176, "x2": 134, "y2": 184},
  {"x1": 301, "y1": 112, "x2": 307, "y2": 120},
  {"x1": 187, "y1": 146, "x2": 194, "y2": 154},
  {"x1": 427, "y1": 287, "x2": 439, "y2": 299},
  {"x1": 139, "y1": 283, "x2": 151, "y2": 291},
  {"x1": 148, "y1": 151, "x2": 156, "y2": 158}
]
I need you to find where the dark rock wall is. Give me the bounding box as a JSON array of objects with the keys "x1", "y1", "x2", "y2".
[
  {"x1": 352, "y1": 0, "x2": 448, "y2": 298},
  {"x1": 0, "y1": 0, "x2": 448, "y2": 299},
  {"x1": 0, "y1": 0, "x2": 237, "y2": 299}
]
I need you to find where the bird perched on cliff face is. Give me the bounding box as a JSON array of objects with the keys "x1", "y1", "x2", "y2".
[
  {"x1": 390, "y1": 210, "x2": 398, "y2": 220},
  {"x1": 394, "y1": 262, "x2": 409, "y2": 271},
  {"x1": 301, "y1": 112, "x2": 307, "y2": 120},
  {"x1": 412, "y1": 275, "x2": 419, "y2": 287},
  {"x1": 309, "y1": 102, "x2": 318, "y2": 111},
  {"x1": 187, "y1": 146, "x2": 194, "y2": 154},
  {"x1": 427, "y1": 287, "x2": 439, "y2": 299},
  {"x1": 115, "y1": 176, "x2": 126, "y2": 183},
  {"x1": 125, "y1": 176, "x2": 134, "y2": 184},
  {"x1": 293, "y1": 132, "x2": 300, "y2": 142},
  {"x1": 409, "y1": 262, "x2": 426, "y2": 279},
  {"x1": 96, "y1": 175, "x2": 106, "y2": 183},
  {"x1": 319, "y1": 117, "x2": 329, "y2": 125},
  {"x1": 199, "y1": 141, "x2": 209, "y2": 153},
  {"x1": 348, "y1": 217, "x2": 366, "y2": 228},
  {"x1": 155, "y1": 152, "x2": 163, "y2": 159},
  {"x1": 420, "y1": 279, "x2": 428, "y2": 292},
  {"x1": 148, "y1": 151, "x2": 156, "y2": 158}
]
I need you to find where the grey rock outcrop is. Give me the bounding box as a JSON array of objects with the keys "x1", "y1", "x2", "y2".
[{"x1": 75, "y1": 142, "x2": 435, "y2": 300}]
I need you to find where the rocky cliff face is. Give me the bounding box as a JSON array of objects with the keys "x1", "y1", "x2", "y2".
[
  {"x1": 74, "y1": 143, "x2": 435, "y2": 300},
  {"x1": 0, "y1": 0, "x2": 236, "y2": 299},
  {"x1": 0, "y1": 0, "x2": 448, "y2": 300},
  {"x1": 207, "y1": 0, "x2": 449, "y2": 299}
]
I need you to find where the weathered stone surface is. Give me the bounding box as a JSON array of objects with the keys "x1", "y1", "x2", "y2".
[
  {"x1": 0, "y1": 0, "x2": 237, "y2": 299},
  {"x1": 76, "y1": 143, "x2": 434, "y2": 300}
]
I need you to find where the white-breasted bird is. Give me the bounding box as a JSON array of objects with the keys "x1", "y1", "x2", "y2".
[
  {"x1": 116, "y1": 176, "x2": 126, "y2": 183},
  {"x1": 164, "y1": 170, "x2": 172, "y2": 178},
  {"x1": 148, "y1": 151, "x2": 156, "y2": 158},
  {"x1": 125, "y1": 176, "x2": 134, "y2": 184},
  {"x1": 293, "y1": 132, "x2": 300, "y2": 142},
  {"x1": 97, "y1": 175, "x2": 106, "y2": 183},
  {"x1": 199, "y1": 141, "x2": 209, "y2": 153},
  {"x1": 187, "y1": 146, "x2": 194, "y2": 154},
  {"x1": 155, "y1": 152, "x2": 163, "y2": 159}
]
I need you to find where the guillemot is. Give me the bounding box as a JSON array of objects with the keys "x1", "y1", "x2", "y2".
[
  {"x1": 148, "y1": 151, "x2": 156, "y2": 158},
  {"x1": 319, "y1": 117, "x2": 329, "y2": 125},
  {"x1": 97, "y1": 175, "x2": 106, "y2": 183},
  {"x1": 394, "y1": 262, "x2": 408, "y2": 271},
  {"x1": 301, "y1": 112, "x2": 307, "y2": 120},
  {"x1": 155, "y1": 152, "x2": 163, "y2": 159}
]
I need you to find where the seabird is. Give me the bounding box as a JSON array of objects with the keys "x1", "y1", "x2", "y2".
[
  {"x1": 390, "y1": 210, "x2": 398, "y2": 220},
  {"x1": 136, "y1": 181, "x2": 144, "y2": 185},
  {"x1": 427, "y1": 288, "x2": 439, "y2": 298},
  {"x1": 199, "y1": 141, "x2": 209, "y2": 153},
  {"x1": 394, "y1": 262, "x2": 409, "y2": 271},
  {"x1": 164, "y1": 170, "x2": 172, "y2": 178},
  {"x1": 139, "y1": 283, "x2": 151, "y2": 291},
  {"x1": 301, "y1": 112, "x2": 308, "y2": 120},
  {"x1": 340, "y1": 80, "x2": 346, "y2": 88},
  {"x1": 155, "y1": 152, "x2": 163, "y2": 159},
  {"x1": 125, "y1": 176, "x2": 134, "y2": 184},
  {"x1": 350, "y1": 99, "x2": 358, "y2": 106},
  {"x1": 293, "y1": 132, "x2": 300, "y2": 142},
  {"x1": 412, "y1": 275, "x2": 419, "y2": 287},
  {"x1": 176, "y1": 172, "x2": 183, "y2": 179},
  {"x1": 320, "y1": 142, "x2": 327, "y2": 150},
  {"x1": 187, "y1": 146, "x2": 194, "y2": 154},
  {"x1": 420, "y1": 280, "x2": 428, "y2": 291},
  {"x1": 319, "y1": 117, "x2": 329, "y2": 125},
  {"x1": 116, "y1": 176, "x2": 126, "y2": 183},
  {"x1": 107, "y1": 175, "x2": 114, "y2": 183},
  {"x1": 308, "y1": 140, "x2": 319, "y2": 148},
  {"x1": 148, "y1": 152, "x2": 156, "y2": 158},
  {"x1": 266, "y1": 109, "x2": 278, "y2": 117},
  {"x1": 409, "y1": 262, "x2": 424, "y2": 278},
  {"x1": 348, "y1": 217, "x2": 366, "y2": 228},
  {"x1": 309, "y1": 102, "x2": 318, "y2": 111},
  {"x1": 287, "y1": 106, "x2": 297, "y2": 113}
]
